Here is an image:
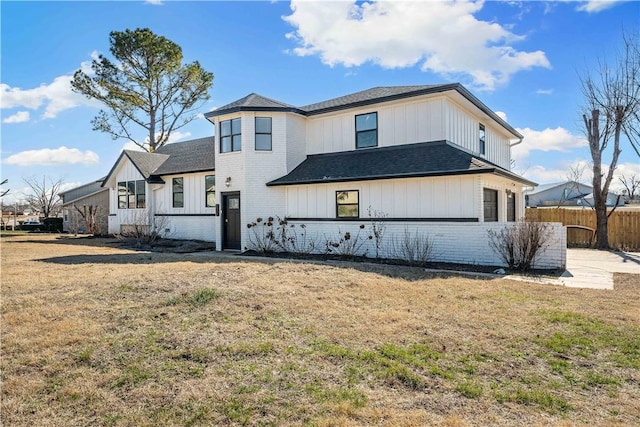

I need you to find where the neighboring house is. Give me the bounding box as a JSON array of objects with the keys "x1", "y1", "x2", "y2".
[
  {"x1": 526, "y1": 181, "x2": 623, "y2": 207},
  {"x1": 102, "y1": 136, "x2": 216, "y2": 241},
  {"x1": 201, "y1": 83, "x2": 565, "y2": 268},
  {"x1": 60, "y1": 178, "x2": 109, "y2": 234}
]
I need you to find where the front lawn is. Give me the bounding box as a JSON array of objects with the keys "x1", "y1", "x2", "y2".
[{"x1": 2, "y1": 234, "x2": 639, "y2": 426}]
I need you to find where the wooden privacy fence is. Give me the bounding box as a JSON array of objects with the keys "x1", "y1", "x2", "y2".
[{"x1": 525, "y1": 208, "x2": 640, "y2": 250}]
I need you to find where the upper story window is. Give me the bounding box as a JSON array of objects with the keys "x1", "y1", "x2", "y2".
[
  {"x1": 336, "y1": 190, "x2": 359, "y2": 218},
  {"x1": 355, "y1": 112, "x2": 377, "y2": 149},
  {"x1": 118, "y1": 180, "x2": 145, "y2": 209},
  {"x1": 205, "y1": 175, "x2": 216, "y2": 207},
  {"x1": 479, "y1": 123, "x2": 486, "y2": 155},
  {"x1": 220, "y1": 118, "x2": 241, "y2": 153},
  {"x1": 255, "y1": 117, "x2": 272, "y2": 151},
  {"x1": 173, "y1": 177, "x2": 184, "y2": 208}
]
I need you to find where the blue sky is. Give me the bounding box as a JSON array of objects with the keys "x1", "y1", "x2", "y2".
[{"x1": 1, "y1": 0, "x2": 639, "y2": 204}]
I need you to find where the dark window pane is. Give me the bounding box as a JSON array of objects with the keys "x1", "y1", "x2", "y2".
[
  {"x1": 255, "y1": 134, "x2": 272, "y2": 151},
  {"x1": 232, "y1": 135, "x2": 242, "y2": 151},
  {"x1": 255, "y1": 117, "x2": 271, "y2": 133},
  {"x1": 220, "y1": 120, "x2": 231, "y2": 137},
  {"x1": 173, "y1": 192, "x2": 184, "y2": 208},
  {"x1": 221, "y1": 136, "x2": 232, "y2": 153},
  {"x1": 483, "y1": 188, "x2": 498, "y2": 222},
  {"x1": 136, "y1": 180, "x2": 145, "y2": 195},
  {"x1": 356, "y1": 113, "x2": 377, "y2": 131},
  {"x1": 137, "y1": 194, "x2": 146, "y2": 209},
  {"x1": 231, "y1": 118, "x2": 241, "y2": 134},
  {"x1": 356, "y1": 130, "x2": 377, "y2": 148}
]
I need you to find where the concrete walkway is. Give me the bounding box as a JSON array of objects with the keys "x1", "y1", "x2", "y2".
[{"x1": 510, "y1": 249, "x2": 640, "y2": 290}]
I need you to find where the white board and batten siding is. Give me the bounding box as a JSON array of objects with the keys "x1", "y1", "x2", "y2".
[
  {"x1": 305, "y1": 95, "x2": 513, "y2": 170},
  {"x1": 153, "y1": 172, "x2": 216, "y2": 242},
  {"x1": 285, "y1": 175, "x2": 479, "y2": 220},
  {"x1": 107, "y1": 160, "x2": 146, "y2": 234}
]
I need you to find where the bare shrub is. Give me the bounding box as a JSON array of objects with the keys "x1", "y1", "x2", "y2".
[
  {"x1": 368, "y1": 207, "x2": 388, "y2": 259},
  {"x1": 487, "y1": 221, "x2": 553, "y2": 271},
  {"x1": 246, "y1": 217, "x2": 279, "y2": 253},
  {"x1": 246, "y1": 216, "x2": 320, "y2": 254},
  {"x1": 119, "y1": 210, "x2": 170, "y2": 246},
  {"x1": 325, "y1": 225, "x2": 370, "y2": 257},
  {"x1": 391, "y1": 228, "x2": 435, "y2": 266}
]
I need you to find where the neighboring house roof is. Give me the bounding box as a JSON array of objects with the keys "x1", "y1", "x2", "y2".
[
  {"x1": 206, "y1": 84, "x2": 522, "y2": 139},
  {"x1": 267, "y1": 140, "x2": 535, "y2": 187},
  {"x1": 102, "y1": 137, "x2": 215, "y2": 186},
  {"x1": 526, "y1": 181, "x2": 592, "y2": 195},
  {"x1": 60, "y1": 177, "x2": 108, "y2": 205}
]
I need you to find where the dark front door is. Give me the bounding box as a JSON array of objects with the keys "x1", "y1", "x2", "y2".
[{"x1": 223, "y1": 193, "x2": 241, "y2": 250}]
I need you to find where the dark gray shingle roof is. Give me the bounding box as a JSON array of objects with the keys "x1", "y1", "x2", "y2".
[
  {"x1": 125, "y1": 151, "x2": 169, "y2": 179},
  {"x1": 205, "y1": 84, "x2": 521, "y2": 138},
  {"x1": 299, "y1": 85, "x2": 446, "y2": 114},
  {"x1": 102, "y1": 137, "x2": 215, "y2": 187},
  {"x1": 267, "y1": 141, "x2": 535, "y2": 187},
  {"x1": 152, "y1": 136, "x2": 215, "y2": 176},
  {"x1": 208, "y1": 93, "x2": 303, "y2": 117}
]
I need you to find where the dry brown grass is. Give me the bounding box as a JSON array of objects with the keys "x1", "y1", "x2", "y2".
[{"x1": 1, "y1": 233, "x2": 639, "y2": 426}]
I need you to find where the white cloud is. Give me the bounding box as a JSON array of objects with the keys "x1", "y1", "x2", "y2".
[
  {"x1": 523, "y1": 158, "x2": 592, "y2": 184},
  {"x1": 283, "y1": 0, "x2": 551, "y2": 91},
  {"x1": 495, "y1": 111, "x2": 508, "y2": 122},
  {"x1": 145, "y1": 0, "x2": 163, "y2": 5},
  {"x1": 0, "y1": 51, "x2": 100, "y2": 119},
  {"x1": 3, "y1": 147, "x2": 99, "y2": 166},
  {"x1": 2, "y1": 111, "x2": 30, "y2": 124},
  {"x1": 575, "y1": 0, "x2": 625, "y2": 13},
  {"x1": 536, "y1": 89, "x2": 553, "y2": 95},
  {"x1": 512, "y1": 126, "x2": 587, "y2": 162}
]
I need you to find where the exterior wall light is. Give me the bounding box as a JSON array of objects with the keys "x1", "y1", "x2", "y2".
[{"x1": 225, "y1": 177, "x2": 231, "y2": 187}]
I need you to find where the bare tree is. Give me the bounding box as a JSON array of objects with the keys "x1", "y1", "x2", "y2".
[
  {"x1": 23, "y1": 176, "x2": 63, "y2": 218},
  {"x1": 73, "y1": 204, "x2": 103, "y2": 235},
  {"x1": 0, "y1": 179, "x2": 9, "y2": 198},
  {"x1": 580, "y1": 31, "x2": 640, "y2": 249},
  {"x1": 618, "y1": 173, "x2": 639, "y2": 201}
]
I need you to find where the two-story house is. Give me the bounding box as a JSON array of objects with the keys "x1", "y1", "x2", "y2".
[{"x1": 204, "y1": 84, "x2": 565, "y2": 268}]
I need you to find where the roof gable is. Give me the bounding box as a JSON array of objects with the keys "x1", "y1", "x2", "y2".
[{"x1": 102, "y1": 137, "x2": 215, "y2": 187}]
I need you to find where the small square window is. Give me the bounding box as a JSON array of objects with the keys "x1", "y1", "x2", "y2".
[{"x1": 336, "y1": 190, "x2": 359, "y2": 218}]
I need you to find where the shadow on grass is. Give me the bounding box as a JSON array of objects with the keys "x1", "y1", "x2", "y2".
[{"x1": 35, "y1": 249, "x2": 501, "y2": 283}]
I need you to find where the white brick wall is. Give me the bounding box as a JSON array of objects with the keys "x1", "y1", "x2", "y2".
[
  {"x1": 247, "y1": 220, "x2": 566, "y2": 270},
  {"x1": 157, "y1": 215, "x2": 216, "y2": 242}
]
